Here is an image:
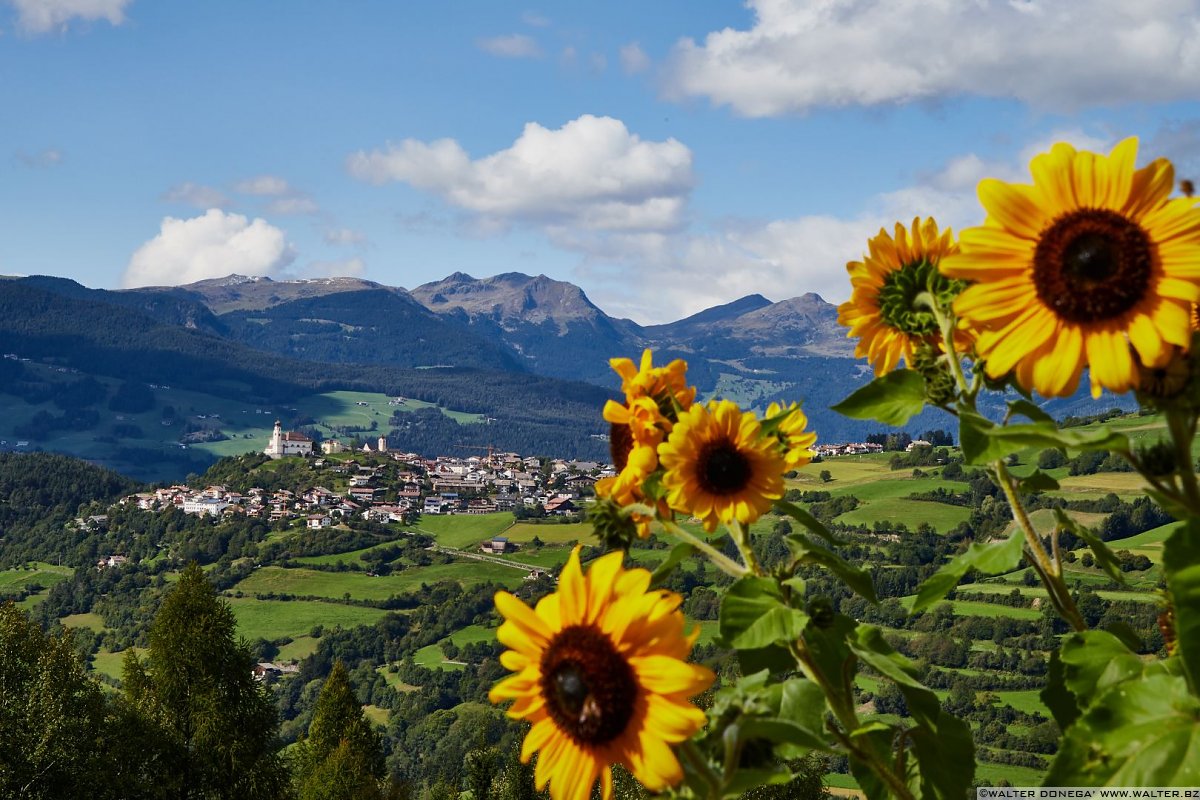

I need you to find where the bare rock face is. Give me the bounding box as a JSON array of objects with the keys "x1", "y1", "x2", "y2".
[
  {"x1": 139, "y1": 274, "x2": 391, "y2": 315},
  {"x1": 411, "y1": 272, "x2": 612, "y2": 334}
]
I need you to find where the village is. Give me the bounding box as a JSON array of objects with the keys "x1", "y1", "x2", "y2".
[
  {"x1": 112, "y1": 420, "x2": 609, "y2": 565},
  {"x1": 102, "y1": 418, "x2": 898, "y2": 565}
]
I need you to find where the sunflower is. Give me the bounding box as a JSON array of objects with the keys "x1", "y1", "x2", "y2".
[
  {"x1": 658, "y1": 400, "x2": 786, "y2": 532},
  {"x1": 603, "y1": 350, "x2": 696, "y2": 449},
  {"x1": 489, "y1": 547, "x2": 714, "y2": 800},
  {"x1": 940, "y1": 137, "x2": 1200, "y2": 398},
  {"x1": 765, "y1": 401, "x2": 817, "y2": 469},
  {"x1": 838, "y1": 217, "x2": 962, "y2": 376},
  {"x1": 595, "y1": 438, "x2": 659, "y2": 538}
]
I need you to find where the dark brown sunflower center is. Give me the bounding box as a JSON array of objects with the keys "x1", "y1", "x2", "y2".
[
  {"x1": 1032, "y1": 208, "x2": 1153, "y2": 323},
  {"x1": 696, "y1": 438, "x2": 752, "y2": 495},
  {"x1": 609, "y1": 422, "x2": 633, "y2": 471},
  {"x1": 540, "y1": 625, "x2": 637, "y2": 746}
]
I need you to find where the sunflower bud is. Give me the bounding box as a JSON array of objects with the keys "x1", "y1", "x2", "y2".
[
  {"x1": 1135, "y1": 440, "x2": 1177, "y2": 478},
  {"x1": 588, "y1": 495, "x2": 640, "y2": 552}
]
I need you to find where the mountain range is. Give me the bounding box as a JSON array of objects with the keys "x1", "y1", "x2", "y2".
[{"x1": 0, "y1": 270, "x2": 1127, "y2": 477}]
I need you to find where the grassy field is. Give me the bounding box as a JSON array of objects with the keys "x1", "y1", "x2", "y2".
[
  {"x1": 225, "y1": 596, "x2": 391, "y2": 642},
  {"x1": 362, "y1": 705, "x2": 390, "y2": 727},
  {"x1": 277, "y1": 635, "x2": 320, "y2": 661},
  {"x1": 898, "y1": 596, "x2": 1044, "y2": 620},
  {"x1": 0, "y1": 562, "x2": 72, "y2": 596},
  {"x1": 504, "y1": 521, "x2": 592, "y2": 544},
  {"x1": 1002, "y1": 508, "x2": 1108, "y2": 538},
  {"x1": 966, "y1": 582, "x2": 1157, "y2": 604},
  {"x1": 413, "y1": 643, "x2": 465, "y2": 671},
  {"x1": 60, "y1": 612, "x2": 107, "y2": 631},
  {"x1": 504, "y1": 547, "x2": 574, "y2": 569},
  {"x1": 836, "y1": 497, "x2": 970, "y2": 533},
  {"x1": 406, "y1": 512, "x2": 514, "y2": 549},
  {"x1": 414, "y1": 624, "x2": 501, "y2": 671},
  {"x1": 232, "y1": 561, "x2": 525, "y2": 602},
  {"x1": 292, "y1": 536, "x2": 408, "y2": 568},
  {"x1": 91, "y1": 647, "x2": 147, "y2": 682}
]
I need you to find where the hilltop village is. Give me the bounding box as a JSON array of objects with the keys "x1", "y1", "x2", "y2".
[{"x1": 122, "y1": 425, "x2": 604, "y2": 531}]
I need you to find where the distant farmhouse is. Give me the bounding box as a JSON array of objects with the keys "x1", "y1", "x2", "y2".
[{"x1": 264, "y1": 420, "x2": 313, "y2": 459}]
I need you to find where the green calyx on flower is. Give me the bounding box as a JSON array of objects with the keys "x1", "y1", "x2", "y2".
[
  {"x1": 910, "y1": 341, "x2": 957, "y2": 406},
  {"x1": 588, "y1": 495, "x2": 641, "y2": 552},
  {"x1": 877, "y1": 258, "x2": 963, "y2": 337}
]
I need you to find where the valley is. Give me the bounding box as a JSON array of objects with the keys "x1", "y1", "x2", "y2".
[{"x1": 0, "y1": 407, "x2": 1172, "y2": 791}]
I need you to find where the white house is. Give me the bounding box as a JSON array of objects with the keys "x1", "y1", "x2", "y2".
[{"x1": 182, "y1": 498, "x2": 230, "y2": 517}]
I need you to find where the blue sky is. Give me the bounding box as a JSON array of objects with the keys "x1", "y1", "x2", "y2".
[{"x1": 4, "y1": 0, "x2": 1200, "y2": 323}]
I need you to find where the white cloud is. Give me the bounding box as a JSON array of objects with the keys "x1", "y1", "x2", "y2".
[
  {"x1": 234, "y1": 174, "x2": 291, "y2": 196},
  {"x1": 590, "y1": 52, "x2": 607, "y2": 72},
  {"x1": 266, "y1": 195, "x2": 319, "y2": 215},
  {"x1": 665, "y1": 0, "x2": 1200, "y2": 116},
  {"x1": 299, "y1": 257, "x2": 366, "y2": 278},
  {"x1": 161, "y1": 181, "x2": 228, "y2": 209},
  {"x1": 323, "y1": 227, "x2": 368, "y2": 246},
  {"x1": 8, "y1": 0, "x2": 129, "y2": 34},
  {"x1": 521, "y1": 11, "x2": 550, "y2": 27},
  {"x1": 582, "y1": 130, "x2": 1120, "y2": 323},
  {"x1": 347, "y1": 114, "x2": 693, "y2": 233},
  {"x1": 477, "y1": 33, "x2": 541, "y2": 58},
  {"x1": 619, "y1": 42, "x2": 650, "y2": 75},
  {"x1": 15, "y1": 147, "x2": 63, "y2": 167},
  {"x1": 123, "y1": 209, "x2": 295, "y2": 288},
  {"x1": 233, "y1": 174, "x2": 318, "y2": 215}
]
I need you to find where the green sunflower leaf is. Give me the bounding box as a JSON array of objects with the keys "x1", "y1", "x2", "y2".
[
  {"x1": 1018, "y1": 469, "x2": 1060, "y2": 493},
  {"x1": 911, "y1": 528, "x2": 1024, "y2": 614},
  {"x1": 773, "y1": 500, "x2": 843, "y2": 546},
  {"x1": 1041, "y1": 651, "x2": 1080, "y2": 730},
  {"x1": 1058, "y1": 630, "x2": 1145, "y2": 705},
  {"x1": 1006, "y1": 398, "x2": 1055, "y2": 425},
  {"x1": 1164, "y1": 520, "x2": 1200, "y2": 695},
  {"x1": 786, "y1": 533, "x2": 877, "y2": 603},
  {"x1": 718, "y1": 577, "x2": 809, "y2": 652},
  {"x1": 959, "y1": 411, "x2": 1130, "y2": 465},
  {"x1": 830, "y1": 369, "x2": 927, "y2": 426},
  {"x1": 848, "y1": 626, "x2": 975, "y2": 799},
  {"x1": 649, "y1": 541, "x2": 696, "y2": 589},
  {"x1": 1054, "y1": 508, "x2": 1124, "y2": 584},
  {"x1": 1046, "y1": 673, "x2": 1200, "y2": 786}
]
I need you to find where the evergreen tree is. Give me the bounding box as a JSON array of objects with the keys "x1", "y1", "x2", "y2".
[
  {"x1": 294, "y1": 660, "x2": 387, "y2": 800},
  {"x1": 0, "y1": 602, "x2": 113, "y2": 799},
  {"x1": 124, "y1": 563, "x2": 290, "y2": 799}
]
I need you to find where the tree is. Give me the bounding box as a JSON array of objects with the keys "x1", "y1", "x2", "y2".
[
  {"x1": 124, "y1": 563, "x2": 290, "y2": 799},
  {"x1": 819, "y1": 469, "x2": 832, "y2": 483},
  {"x1": 0, "y1": 603, "x2": 114, "y2": 800},
  {"x1": 294, "y1": 660, "x2": 387, "y2": 800}
]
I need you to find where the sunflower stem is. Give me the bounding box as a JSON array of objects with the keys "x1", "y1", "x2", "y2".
[
  {"x1": 659, "y1": 518, "x2": 748, "y2": 579},
  {"x1": 1167, "y1": 409, "x2": 1200, "y2": 515},
  {"x1": 787, "y1": 642, "x2": 916, "y2": 800},
  {"x1": 727, "y1": 519, "x2": 762, "y2": 576},
  {"x1": 992, "y1": 459, "x2": 1087, "y2": 631},
  {"x1": 679, "y1": 740, "x2": 721, "y2": 800},
  {"x1": 928, "y1": 291, "x2": 973, "y2": 396}
]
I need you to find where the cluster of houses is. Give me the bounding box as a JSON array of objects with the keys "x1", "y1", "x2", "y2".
[
  {"x1": 813, "y1": 441, "x2": 886, "y2": 458},
  {"x1": 117, "y1": 442, "x2": 610, "y2": 532}
]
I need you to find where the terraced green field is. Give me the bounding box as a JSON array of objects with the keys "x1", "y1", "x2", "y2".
[
  {"x1": 226, "y1": 597, "x2": 392, "y2": 642},
  {"x1": 232, "y1": 561, "x2": 525, "y2": 602}
]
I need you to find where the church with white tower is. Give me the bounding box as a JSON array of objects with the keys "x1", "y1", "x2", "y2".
[{"x1": 264, "y1": 420, "x2": 314, "y2": 459}]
